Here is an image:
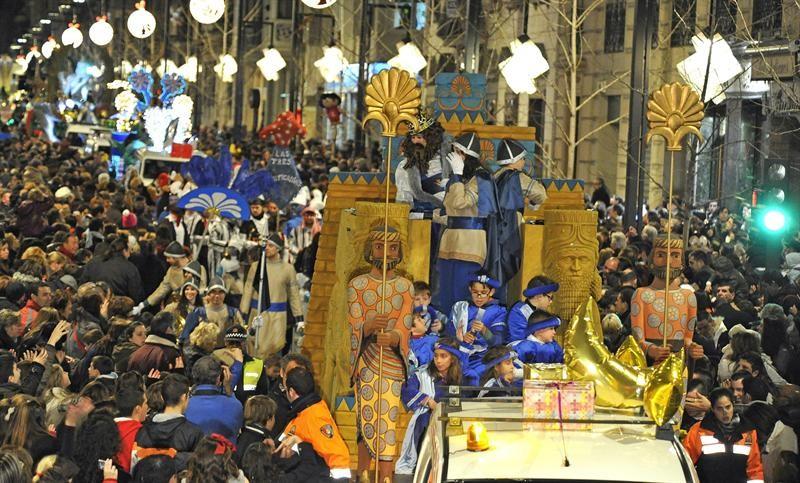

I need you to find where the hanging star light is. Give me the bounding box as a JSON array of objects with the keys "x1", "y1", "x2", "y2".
[
  {"x1": 61, "y1": 22, "x2": 83, "y2": 48},
  {"x1": 214, "y1": 54, "x2": 238, "y2": 82},
  {"x1": 498, "y1": 35, "x2": 549, "y2": 94},
  {"x1": 189, "y1": 0, "x2": 225, "y2": 24},
  {"x1": 388, "y1": 39, "x2": 427, "y2": 76},
  {"x1": 314, "y1": 44, "x2": 348, "y2": 83},
  {"x1": 127, "y1": 1, "x2": 156, "y2": 39},
  {"x1": 677, "y1": 32, "x2": 742, "y2": 105},
  {"x1": 41, "y1": 37, "x2": 59, "y2": 59},
  {"x1": 89, "y1": 16, "x2": 114, "y2": 46},
  {"x1": 178, "y1": 56, "x2": 198, "y2": 82},
  {"x1": 256, "y1": 48, "x2": 286, "y2": 81}
]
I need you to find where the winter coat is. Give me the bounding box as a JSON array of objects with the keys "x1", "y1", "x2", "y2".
[
  {"x1": 684, "y1": 414, "x2": 764, "y2": 483},
  {"x1": 80, "y1": 253, "x2": 144, "y2": 303},
  {"x1": 15, "y1": 197, "x2": 53, "y2": 237},
  {"x1": 65, "y1": 306, "x2": 108, "y2": 359},
  {"x1": 127, "y1": 334, "x2": 181, "y2": 375},
  {"x1": 135, "y1": 413, "x2": 204, "y2": 471},
  {"x1": 112, "y1": 341, "x2": 141, "y2": 373},
  {"x1": 184, "y1": 384, "x2": 243, "y2": 443}
]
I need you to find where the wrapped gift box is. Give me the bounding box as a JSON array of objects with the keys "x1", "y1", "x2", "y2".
[{"x1": 523, "y1": 381, "x2": 594, "y2": 431}]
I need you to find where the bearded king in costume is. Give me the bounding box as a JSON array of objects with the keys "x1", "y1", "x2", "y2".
[
  {"x1": 396, "y1": 113, "x2": 446, "y2": 211},
  {"x1": 348, "y1": 225, "x2": 414, "y2": 482},
  {"x1": 630, "y1": 236, "x2": 704, "y2": 365}
]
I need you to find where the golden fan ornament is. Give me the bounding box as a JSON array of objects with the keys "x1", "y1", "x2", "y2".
[
  {"x1": 646, "y1": 83, "x2": 704, "y2": 151},
  {"x1": 362, "y1": 67, "x2": 421, "y2": 137}
]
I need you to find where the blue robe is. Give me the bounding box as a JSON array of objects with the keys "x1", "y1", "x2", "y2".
[
  {"x1": 514, "y1": 336, "x2": 564, "y2": 364},
  {"x1": 445, "y1": 300, "x2": 507, "y2": 371},
  {"x1": 477, "y1": 376, "x2": 523, "y2": 398},
  {"x1": 408, "y1": 335, "x2": 438, "y2": 373},
  {"x1": 505, "y1": 300, "x2": 537, "y2": 344}
]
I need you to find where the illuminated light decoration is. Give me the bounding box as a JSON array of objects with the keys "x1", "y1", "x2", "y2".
[
  {"x1": 178, "y1": 56, "x2": 198, "y2": 82},
  {"x1": 171, "y1": 94, "x2": 194, "y2": 142},
  {"x1": 40, "y1": 18, "x2": 52, "y2": 25},
  {"x1": 256, "y1": 48, "x2": 286, "y2": 81},
  {"x1": 499, "y1": 35, "x2": 549, "y2": 95},
  {"x1": 301, "y1": 0, "x2": 338, "y2": 8},
  {"x1": 677, "y1": 33, "x2": 742, "y2": 105},
  {"x1": 114, "y1": 89, "x2": 139, "y2": 131},
  {"x1": 114, "y1": 60, "x2": 134, "y2": 76},
  {"x1": 213, "y1": 54, "x2": 237, "y2": 82},
  {"x1": 41, "y1": 37, "x2": 59, "y2": 59},
  {"x1": 314, "y1": 45, "x2": 348, "y2": 83},
  {"x1": 127, "y1": 1, "x2": 156, "y2": 39},
  {"x1": 107, "y1": 79, "x2": 130, "y2": 90},
  {"x1": 388, "y1": 40, "x2": 427, "y2": 76},
  {"x1": 17, "y1": 38, "x2": 27, "y2": 44},
  {"x1": 12, "y1": 56, "x2": 28, "y2": 76},
  {"x1": 143, "y1": 106, "x2": 178, "y2": 152},
  {"x1": 189, "y1": 0, "x2": 225, "y2": 24},
  {"x1": 25, "y1": 46, "x2": 42, "y2": 64},
  {"x1": 86, "y1": 64, "x2": 105, "y2": 78},
  {"x1": 156, "y1": 59, "x2": 179, "y2": 77},
  {"x1": 61, "y1": 22, "x2": 83, "y2": 48},
  {"x1": 89, "y1": 16, "x2": 114, "y2": 46}
]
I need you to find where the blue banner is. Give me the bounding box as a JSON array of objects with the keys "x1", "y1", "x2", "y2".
[{"x1": 266, "y1": 146, "x2": 303, "y2": 208}]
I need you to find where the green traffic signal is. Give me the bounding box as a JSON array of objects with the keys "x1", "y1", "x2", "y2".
[{"x1": 763, "y1": 208, "x2": 786, "y2": 232}]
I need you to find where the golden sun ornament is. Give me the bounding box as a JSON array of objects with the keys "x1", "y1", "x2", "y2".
[
  {"x1": 646, "y1": 83, "x2": 704, "y2": 151},
  {"x1": 363, "y1": 68, "x2": 421, "y2": 137}
]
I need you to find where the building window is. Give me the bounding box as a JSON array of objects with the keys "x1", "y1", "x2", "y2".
[
  {"x1": 607, "y1": 95, "x2": 621, "y2": 127},
  {"x1": 670, "y1": 0, "x2": 695, "y2": 46},
  {"x1": 528, "y1": 98, "x2": 545, "y2": 167},
  {"x1": 752, "y1": 0, "x2": 782, "y2": 39},
  {"x1": 604, "y1": 0, "x2": 626, "y2": 53},
  {"x1": 711, "y1": 0, "x2": 737, "y2": 36},
  {"x1": 277, "y1": 0, "x2": 292, "y2": 20}
]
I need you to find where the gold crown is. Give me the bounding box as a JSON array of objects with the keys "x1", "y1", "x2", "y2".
[{"x1": 408, "y1": 111, "x2": 435, "y2": 135}]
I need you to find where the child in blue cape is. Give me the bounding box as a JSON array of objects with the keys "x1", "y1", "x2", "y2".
[
  {"x1": 506, "y1": 275, "x2": 559, "y2": 344},
  {"x1": 396, "y1": 338, "x2": 478, "y2": 476},
  {"x1": 412, "y1": 281, "x2": 447, "y2": 335},
  {"x1": 513, "y1": 309, "x2": 564, "y2": 364},
  {"x1": 445, "y1": 273, "x2": 507, "y2": 372},
  {"x1": 477, "y1": 346, "x2": 523, "y2": 398}
]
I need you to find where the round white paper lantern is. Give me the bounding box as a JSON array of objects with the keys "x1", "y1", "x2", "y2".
[
  {"x1": 41, "y1": 37, "x2": 59, "y2": 59},
  {"x1": 301, "y1": 0, "x2": 338, "y2": 9},
  {"x1": 127, "y1": 2, "x2": 156, "y2": 39},
  {"x1": 89, "y1": 17, "x2": 114, "y2": 46},
  {"x1": 61, "y1": 23, "x2": 83, "y2": 48},
  {"x1": 189, "y1": 0, "x2": 225, "y2": 24}
]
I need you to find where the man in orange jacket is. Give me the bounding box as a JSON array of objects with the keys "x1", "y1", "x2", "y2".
[
  {"x1": 683, "y1": 387, "x2": 764, "y2": 483},
  {"x1": 276, "y1": 367, "x2": 351, "y2": 480}
]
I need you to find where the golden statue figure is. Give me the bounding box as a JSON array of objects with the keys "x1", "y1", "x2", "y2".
[{"x1": 542, "y1": 209, "x2": 602, "y2": 336}]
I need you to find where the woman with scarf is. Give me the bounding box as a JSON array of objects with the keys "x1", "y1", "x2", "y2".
[
  {"x1": 163, "y1": 281, "x2": 202, "y2": 337},
  {"x1": 684, "y1": 387, "x2": 765, "y2": 483}
]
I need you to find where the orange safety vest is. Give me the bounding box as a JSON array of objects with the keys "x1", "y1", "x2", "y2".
[{"x1": 283, "y1": 399, "x2": 350, "y2": 473}]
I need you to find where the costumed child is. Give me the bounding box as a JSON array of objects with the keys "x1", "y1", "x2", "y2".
[
  {"x1": 477, "y1": 346, "x2": 522, "y2": 398},
  {"x1": 413, "y1": 281, "x2": 447, "y2": 334},
  {"x1": 514, "y1": 309, "x2": 564, "y2": 364},
  {"x1": 396, "y1": 338, "x2": 478, "y2": 476},
  {"x1": 506, "y1": 275, "x2": 559, "y2": 344},
  {"x1": 408, "y1": 311, "x2": 438, "y2": 373},
  {"x1": 445, "y1": 273, "x2": 507, "y2": 372}
]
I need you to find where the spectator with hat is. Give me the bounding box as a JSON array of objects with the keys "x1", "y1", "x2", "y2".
[
  {"x1": 132, "y1": 241, "x2": 194, "y2": 315},
  {"x1": 180, "y1": 277, "x2": 244, "y2": 348},
  {"x1": 214, "y1": 325, "x2": 271, "y2": 403}
]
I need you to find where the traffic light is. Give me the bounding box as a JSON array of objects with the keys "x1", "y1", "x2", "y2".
[{"x1": 756, "y1": 161, "x2": 788, "y2": 234}]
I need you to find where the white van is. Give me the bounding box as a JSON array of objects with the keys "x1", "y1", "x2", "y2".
[{"x1": 414, "y1": 395, "x2": 700, "y2": 483}]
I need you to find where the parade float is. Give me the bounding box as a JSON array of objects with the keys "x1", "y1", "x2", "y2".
[{"x1": 302, "y1": 66, "x2": 703, "y2": 481}]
